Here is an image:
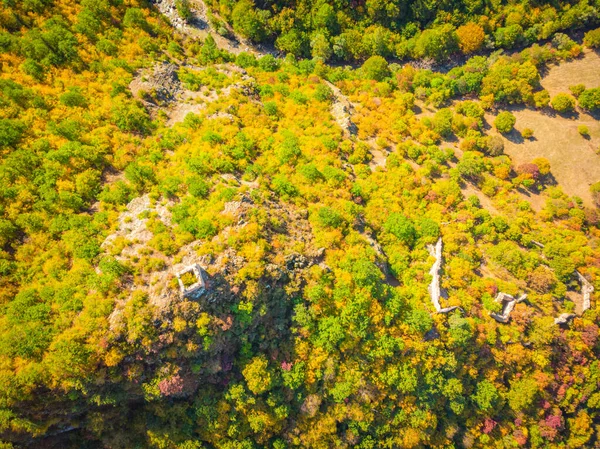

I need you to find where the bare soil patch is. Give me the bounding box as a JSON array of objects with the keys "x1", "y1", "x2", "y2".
[
  {"x1": 541, "y1": 50, "x2": 600, "y2": 96},
  {"x1": 461, "y1": 183, "x2": 500, "y2": 214}
]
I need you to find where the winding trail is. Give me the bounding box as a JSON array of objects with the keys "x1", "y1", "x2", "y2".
[{"x1": 151, "y1": 0, "x2": 272, "y2": 56}]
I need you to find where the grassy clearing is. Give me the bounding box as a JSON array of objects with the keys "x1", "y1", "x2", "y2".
[
  {"x1": 541, "y1": 49, "x2": 600, "y2": 96},
  {"x1": 490, "y1": 108, "x2": 600, "y2": 206}
]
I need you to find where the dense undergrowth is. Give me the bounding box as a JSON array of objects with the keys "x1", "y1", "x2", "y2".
[{"x1": 1, "y1": 0, "x2": 600, "y2": 448}]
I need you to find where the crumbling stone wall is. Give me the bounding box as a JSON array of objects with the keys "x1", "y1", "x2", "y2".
[
  {"x1": 490, "y1": 292, "x2": 527, "y2": 323},
  {"x1": 427, "y1": 238, "x2": 459, "y2": 314}
]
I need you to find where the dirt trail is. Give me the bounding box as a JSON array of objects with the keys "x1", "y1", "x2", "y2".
[{"x1": 152, "y1": 0, "x2": 272, "y2": 56}]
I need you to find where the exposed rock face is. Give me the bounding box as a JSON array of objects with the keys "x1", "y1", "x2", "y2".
[
  {"x1": 101, "y1": 194, "x2": 173, "y2": 263},
  {"x1": 324, "y1": 81, "x2": 358, "y2": 136},
  {"x1": 130, "y1": 62, "x2": 257, "y2": 126},
  {"x1": 129, "y1": 62, "x2": 182, "y2": 105},
  {"x1": 151, "y1": 0, "x2": 207, "y2": 32},
  {"x1": 175, "y1": 264, "x2": 207, "y2": 300},
  {"x1": 427, "y1": 238, "x2": 459, "y2": 314},
  {"x1": 490, "y1": 292, "x2": 527, "y2": 323},
  {"x1": 553, "y1": 271, "x2": 595, "y2": 325}
]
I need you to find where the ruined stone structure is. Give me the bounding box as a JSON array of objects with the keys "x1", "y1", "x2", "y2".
[
  {"x1": 490, "y1": 292, "x2": 527, "y2": 323},
  {"x1": 554, "y1": 313, "x2": 577, "y2": 325},
  {"x1": 427, "y1": 238, "x2": 459, "y2": 314},
  {"x1": 576, "y1": 271, "x2": 594, "y2": 313},
  {"x1": 553, "y1": 271, "x2": 594, "y2": 326},
  {"x1": 176, "y1": 264, "x2": 207, "y2": 299}
]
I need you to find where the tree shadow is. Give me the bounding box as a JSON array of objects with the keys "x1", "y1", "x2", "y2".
[
  {"x1": 504, "y1": 128, "x2": 524, "y2": 144},
  {"x1": 586, "y1": 109, "x2": 600, "y2": 120}
]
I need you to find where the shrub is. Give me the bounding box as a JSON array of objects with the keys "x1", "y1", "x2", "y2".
[
  {"x1": 263, "y1": 101, "x2": 278, "y2": 116},
  {"x1": 316, "y1": 206, "x2": 344, "y2": 228},
  {"x1": 552, "y1": 33, "x2": 576, "y2": 51},
  {"x1": 569, "y1": 84, "x2": 586, "y2": 98},
  {"x1": 123, "y1": 8, "x2": 148, "y2": 29},
  {"x1": 583, "y1": 28, "x2": 600, "y2": 48},
  {"x1": 550, "y1": 94, "x2": 576, "y2": 113},
  {"x1": 314, "y1": 84, "x2": 333, "y2": 102},
  {"x1": 522, "y1": 128, "x2": 534, "y2": 139},
  {"x1": 272, "y1": 175, "x2": 298, "y2": 197},
  {"x1": 532, "y1": 157, "x2": 550, "y2": 176},
  {"x1": 591, "y1": 181, "x2": 600, "y2": 207},
  {"x1": 187, "y1": 176, "x2": 209, "y2": 198},
  {"x1": 516, "y1": 163, "x2": 540, "y2": 180},
  {"x1": 175, "y1": 0, "x2": 192, "y2": 22},
  {"x1": 533, "y1": 90, "x2": 550, "y2": 109},
  {"x1": 383, "y1": 213, "x2": 417, "y2": 247},
  {"x1": 494, "y1": 111, "x2": 516, "y2": 133},
  {"x1": 258, "y1": 55, "x2": 280, "y2": 72},
  {"x1": 486, "y1": 135, "x2": 505, "y2": 156},
  {"x1": 578, "y1": 125, "x2": 590, "y2": 137},
  {"x1": 236, "y1": 52, "x2": 257, "y2": 68},
  {"x1": 433, "y1": 108, "x2": 454, "y2": 138},
  {"x1": 578, "y1": 88, "x2": 600, "y2": 111}
]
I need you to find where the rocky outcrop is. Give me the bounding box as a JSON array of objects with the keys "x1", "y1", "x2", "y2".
[
  {"x1": 427, "y1": 238, "x2": 459, "y2": 314},
  {"x1": 324, "y1": 81, "x2": 357, "y2": 136},
  {"x1": 129, "y1": 62, "x2": 181, "y2": 105},
  {"x1": 101, "y1": 194, "x2": 173, "y2": 262},
  {"x1": 553, "y1": 271, "x2": 594, "y2": 326},
  {"x1": 490, "y1": 293, "x2": 527, "y2": 323}
]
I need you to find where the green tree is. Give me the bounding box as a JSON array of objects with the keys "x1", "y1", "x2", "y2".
[
  {"x1": 383, "y1": 213, "x2": 416, "y2": 247},
  {"x1": 414, "y1": 25, "x2": 459, "y2": 61},
  {"x1": 243, "y1": 356, "x2": 272, "y2": 395},
  {"x1": 472, "y1": 380, "x2": 499, "y2": 411},
  {"x1": 361, "y1": 55, "x2": 390, "y2": 81},
  {"x1": 583, "y1": 27, "x2": 600, "y2": 48},
  {"x1": 578, "y1": 88, "x2": 600, "y2": 111},
  {"x1": 457, "y1": 151, "x2": 485, "y2": 179},
  {"x1": 551, "y1": 93, "x2": 576, "y2": 113},
  {"x1": 507, "y1": 377, "x2": 538, "y2": 412},
  {"x1": 494, "y1": 111, "x2": 516, "y2": 133},
  {"x1": 232, "y1": 0, "x2": 269, "y2": 42}
]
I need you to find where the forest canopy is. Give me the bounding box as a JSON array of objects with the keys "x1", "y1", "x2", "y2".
[
  {"x1": 0, "y1": 0, "x2": 599, "y2": 448},
  {"x1": 206, "y1": 0, "x2": 600, "y2": 61}
]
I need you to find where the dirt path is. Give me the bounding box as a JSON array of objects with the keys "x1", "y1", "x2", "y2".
[{"x1": 152, "y1": 0, "x2": 271, "y2": 56}]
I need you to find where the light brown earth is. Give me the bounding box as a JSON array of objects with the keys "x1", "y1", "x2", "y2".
[
  {"x1": 488, "y1": 108, "x2": 600, "y2": 206},
  {"x1": 540, "y1": 49, "x2": 600, "y2": 96},
  {"x1": 484, "y1": 50, "x2": 600, "y2": 207}
]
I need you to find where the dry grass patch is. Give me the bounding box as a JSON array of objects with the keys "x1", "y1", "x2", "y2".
[
  {"x1": 488, "y1": 108, "x2": 600, "y2": 206},
  {"x1": 541, "y1": 50, "x2": 600, "y2": 96}
]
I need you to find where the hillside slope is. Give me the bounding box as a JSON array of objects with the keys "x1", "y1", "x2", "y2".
[{"x1": 0, "y1": 1, "x2": 600, "y2": 448}]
